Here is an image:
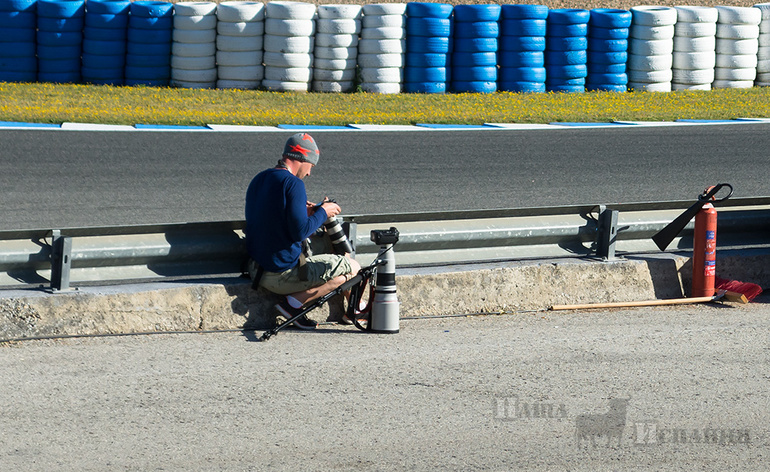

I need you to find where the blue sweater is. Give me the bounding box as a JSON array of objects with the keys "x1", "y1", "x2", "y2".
[{"x1": 245, "y1": 168, "x2": 328, "y2": 272}]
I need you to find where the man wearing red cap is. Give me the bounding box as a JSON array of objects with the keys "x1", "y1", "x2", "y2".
[{"x1": 245, "y1": 133, "x2": 360, "y2": 329}]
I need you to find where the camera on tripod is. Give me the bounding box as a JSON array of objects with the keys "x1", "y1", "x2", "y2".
[{"x1": 371, "y1": 227, "x2": 399, "y2": 246}]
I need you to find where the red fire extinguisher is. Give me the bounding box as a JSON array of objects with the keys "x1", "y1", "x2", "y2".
[{"x1": 691, "y1": 201, "x2": 717, "y2": 297}]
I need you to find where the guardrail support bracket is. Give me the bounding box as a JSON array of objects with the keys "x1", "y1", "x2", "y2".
[
  {"x1": 50, "y1": 230, "x2": 72, "y2": 291},
  {"x1": 596, "y1": 208, "x2": 619, "y2": 261}
]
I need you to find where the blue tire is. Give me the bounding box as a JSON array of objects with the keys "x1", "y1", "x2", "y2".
[
  {"x1": 405, "y1": 53, "x2": 448, "y2": 67},
  {"x1": 0, "y1": 56, "x2": 36, "y2": 71},
  {"x1": 125, "y1": 78, "x2": 167, "y2": 86},
  {"x1": 587, "y1": 51, "x2": 627, "y2": 65},
  {"x1": 499, "y1": 66, "x2": 546, "y2": 82},
  {"x1": 37, "y1": 30, "x2": 82, "y2": 46},
  {"x1": 451, "y1": 80, "x2": 497, "y2": 93},
  {"x1": 546, "y1": 63, "x2": 588, "y2": 79},
  {"x1": 82, "y1": 38, "x2": 125, "y2": 55},
  {"x1": 547, "y1": 84, "x2": 585, "y2": 93},
  {"x1": 86, "y1": 0, "x2": 130, "y2": 15},
  {"x1": 37, "y1": 0, "x2": 85, "y2": 18},
  {"x1": 37, "y1": 44, "x2": 81, "y2": 58},
  {"x1": 588, "y1": 62, "x2": 625, "y2": 74},
  {"x1": 589, "y1": 27, "x2": 629, "y2": 40},
  {"x1": 81, "y1": 66, "x2": 123, "y2": 79},
  {"x1": 38, "y1": 57, "x2": 81, "y2": 73},
  {"x1": 405, "y1": 17, "x2": 451, "y2": 37},
  {"x1": 84, "y1": 26, "x2": 127, "y2": 41},
  {"x1": 589, "y1": 9, "x2": 632, "y2": 29},
  {"x1": 126, "y1": 41, "x2": 170, "y2": 55},
  {"x1": 545, "y1": 50, "x2": 587, "y2": 65},
  {"x1": 406, "y1": 35, "x2": 449, "y2": 53},
  {"x1": 404, "y1": 66, "x2": 446, "y2": 83},
  {"x1": 499, "y1": 81, "x2": 546, "y2": 93},
  {"x1": 128, "y1": 15, "x2": 172, "y2": 30},
  {"x1": 86, "y1": 13, "x2": 128, "y2": 28},
  {"x1": 586, "y1": 83, "x2": 627, "y2": 92},
  {"x1": 1, "y1": 27, "x2": 35, "y2": 42},
  {"x1": 453, "y1": 4, "x2": 500, "y2": 22},
  {"x1": 125, "y1": 53, "x2": 169, "y2": 67},
  {"x1": 452, "y1": 65, "x2": 496, "y2": 82},
  {"x1": 547, "y1": 9, "x2": 590, "y2": 25},
  {"x1": 85, "y1": 78, "x2": 124, "y2": 85},
  {"x1": 588, "y1": 38, "x2": 627, "y2": 52},
  {"x1": 0, "y1": 0, "x2": 37, "y2": 12},
  {"x1": 129, "y1": 0, "x2": 172, "y2": 18},
  {"x1": 586, "y1": 72, "x2": 627, "y2": 84},
  {"x1": 453, "y1": 37, "x2": 497, "y2": 53},
  {"x1": 127, "y1": 28, "x2": 171, "y2": 44},
  {"x1": 546, "y1": 36, "x2": 587, "y2": 51},
  {"x1": 500, "y1": 4, "x2": 548, "y2": 20},
  {"x1": 404, "y1": 82, "x2": 446, "y2": 93},
  {"x1": 405, "y1": 2, "x2": 453, "y2": 19},
  {"x1": 0, "y1": 11, "x2": 35, "y2": 28},
  {"x1": 38, "y1": 16, "x2": 84, "y2": 32},
  {"x1": 500, "y1": 19, "x2": 546, "y2": 37},
  {"x1": 0, "y1": 41, "x2": 35, "y2": 56},
  {"x1": 38, "y1": 71, "x2": 80, "y2": 82},
  {"x1": 498, "y1": 35, "x2": 545, "y2": 52},
  {"x1": 454, "y1": 21, "x2": 499, "y2": 39},
  {"x1": 82, "y1": 53, "x2": 124, "y2": 68},
  {"x1": 0, "y1": 70, "x2": 37, "y2": 82},
  {"x1": 546, "y1": 22, "x2": 588, "y2": 37},
  {"x1": 547, "y1": 77, "x2": 586, "y2": 86},
  {"x1": 497, "y1": 50, "x2": 544, "y2": 67},
  {"x1": 125, "y1": 64, "x2": 169, "y2": 80},
  {"x1": 453, "y1": 51, "x2": 496, "y2": 67}
]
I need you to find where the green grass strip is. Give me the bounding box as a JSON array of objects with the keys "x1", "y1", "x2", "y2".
[{"x1": 1, "y1": 82, "x2": 769, "y2": 126}]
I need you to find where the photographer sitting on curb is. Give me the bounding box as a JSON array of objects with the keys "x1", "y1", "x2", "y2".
[{"x1": 245, "y1": 133, "x2": 361, "y2": 330}]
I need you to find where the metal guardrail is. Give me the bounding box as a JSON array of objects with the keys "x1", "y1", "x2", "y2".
[{"x1": 1, "y1": 197, "x2": 769, "y2": 289}]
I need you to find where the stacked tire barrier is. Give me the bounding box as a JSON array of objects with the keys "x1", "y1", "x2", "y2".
[
  {"x1": 263, "y1": 1, "x2": 315, "y2": 92},
  {"x1": 672, "y1": 6, "x2": 717, "y2": 90},
  {"x1": 497, "y1": 4, "x2": 547, "y2": 93},
  {"x1": 628, "y1": 6, "x2": 676, "y2": 92},
  {"x1": 587, "y1": 8, "x2": 631, "y2": 92},
  {"x1": 546, "y1": 8, "x2": 589, "y2": 93},
  {"x1": 758, "y1": 3, "x2": 770, "y2": 86},
  {"x1": 714, "y1": 6, "x2": 762, "y2": 89},
  {"x1": 0, "y1": 0, "x2": 37, "y2": 83},
  {"x1": 170, "y1": 1, "x2": 217, "y2": 89},
  {"x1": 360, "y1": 3, "x2": 406, "y2": 93},
  {"x1": 37, "y1": 0, "x2": 85, "y2": 83},
  {"x1": 215, "y1": 1, "x2": 265, "y2": 90},
  {"x1": 313, "y1": 4, "x2": 361, "y2": 93},
  {"x1": 403, "y1": 2, "x2": 451, "y2": 94},
  {"x1": 452, "y1": 4, "x2": 500, "y2": 93},
  {"x1": 82, "y1": 0, "x2": 130, "y2": 86},
  {"x1": 125, "y1": 1, "x2": 173, "y2": 86}
]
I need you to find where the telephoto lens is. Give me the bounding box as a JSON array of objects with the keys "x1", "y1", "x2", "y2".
[{"x1": 323, "y1": 216, "x2": 354, "y2": 255}]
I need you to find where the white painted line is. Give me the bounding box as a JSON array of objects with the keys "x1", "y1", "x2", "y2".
[
  {"x1": 347, "y1": 124, "x2": 424, "y2": 131},
  {"x1": 206, "y1": 124, "x2": 282, "y2": 132},
  {"x1": 486, "y1": 123, "x2": 566, "y2": 129},
  {"x1": 61, "y1": 122, "x2": 136, "y2": 131},
  {"x1": 735, "y1": 118, "x2": 770, "y2": 122}
]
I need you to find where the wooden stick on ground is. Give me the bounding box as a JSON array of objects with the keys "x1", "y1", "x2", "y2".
[{"x1": 549, "y1": 290, "x2": 747, "y2": 311}]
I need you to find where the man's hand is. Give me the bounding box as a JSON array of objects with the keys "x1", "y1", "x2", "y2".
[{"x1": 320, "y1": 200, "x2": 341, "y2": 219}]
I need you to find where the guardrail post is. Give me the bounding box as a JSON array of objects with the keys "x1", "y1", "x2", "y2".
[
  {"x1": 596, "y1": 208, "x2": 619, "y2": 261},
  {"x1": 50, "y1": 230, "x2": 72, "y2": 291},
  {"x1": 343, "y1": 222, "x2": 357, "y2": 257}
]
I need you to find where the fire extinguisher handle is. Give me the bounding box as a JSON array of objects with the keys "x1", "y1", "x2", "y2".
[{"x1": 698, "y1": 183, "x2": 733, "y2": 203}]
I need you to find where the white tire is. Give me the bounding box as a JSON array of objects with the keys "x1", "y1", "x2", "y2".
[
  {"x1": 754, "y1": 82, "x2": 770, "y2": 86},
  {"x1": 716, "y1": 53, "x2": 758, "y2": 68},
  {"x1": 217, "y1": 21, "x2": 265, "y2": 37},
  {"x1": 630, "y1": 39, "x2": 673, "y2": 55},
  {"x1": 716, "y1": 23, "x2": 760, "y2": 39},
  {"x1": 217, "y1": 2, "x2": 265, "y2": 22},
  {"x1": 174, "y1": 2, "x2": 217, "y2": 16},
  {"x1": 266, "y1": 1, "x2": 316, "y2": 20},
  {"x1": 171, "y1": 54, "x2": 216, "y2": 70},
  {"x1": 712, "y1": 79, "x2": 755, "y2": 88},
  {"x1": 363, "y1": 14, "x2": 405, "y2": 28},
  {"x1": 758, "y1": 59, "x2": 770, "y2": 72},
  {"x1": 314, "y1": 33, "x2": 358, "y2": 48},
  {"x1": 362, "y1": 3, "x2": 407, "y2": 16},
  {"x1": 361, "y1": 26, "x2": 405, "y2": 39},
  {"x1": 674, "y1": 6, "x2": 718, "y2": 23},
  {"x1": 173, "y1": 28, "x2": 216, "y2": 44},
  {"x1": 672, "y1": 68, "x2": 714, "y2": 84},
  {"x1": 628, "y1": 53, "x2": 673, "y2": 71},
  {"x1": 218, "y1": 65, "x2": 265, "y2": 80},
  {"x1": 756, "y1": 3, "x2": 770, "y2": 18},
  {"x1": 672, "y1": 82, "x2": 712, "y2": 90},
  {"x1": 312, "y1": 67, "x2": 355, "y2": 80},
  {"x1": 174, "y1": 15, "x2": 217, "y2": 31},
  {"x1": 360, "y1": 82, "x2": 401, "y2": 93},
  {"x1": 264, "y1": 34, "x2": 314, "y2": 53},
  {"x1": 217, "y1": 50, "x2": 263, "y2": 66},
  {"x1": 360, "y1": 67, "x2": 402, "y2": 83},
  {"x1": 317, "y1": 18, "x2": 361, "y2": 35},
  {"x1": 631, "y1": 6, "x2": 677, "y2": 26},
  {"x1": 675, "y1": 21, "x2": 717, "y2": 38},
  {"x1": 716, "y1": 38, "x2": 759, "y2": 55},
  {"x1": 714, "y1": 66, "x2": 757, "y2": 81},
  {"x1": 314, "y1": 57, "x2": 356, "y2": 70},
  {"x1": 262, "y1": 79, "x2": 310, "y2": 91},
  {"x1": 265, "y1": 19, "x2": 315, "y2": 37},
  {"x1": 628, "y1": 68, "x2": 673, "y2": 83},
  {"x1": 263, "y1": 51, "x2": 313, "y2": 67},
  {"x1": 759, "y1": 33, "x2": 770, "y2": 46},
  {"x1": 630, "y1": 24, "x2": 675, "y2": 40},
  {"x1": 763, "y1": 22, "x2": 770, "y2": 34},
  {"x1": 318, "y1": 4, "x2": 362, "y2": 19},
  {"x1": 357, "y1": 52, "x2": 404, "y2": 68},
  {"x1": 757, "y1": 71, "x2": 770, "y2": 80},
  {"x1": 314, "y1": 46, "x2": 356, "y2": 60},
  {"x1": 171, "y1": 67, "x2": 217, "y2": 82},
  {"x1": 171, "y1": 79, "x2": 216, "y2": 89},
  {"x1": 217, "y1": 79, "x2": 260, "y2": 89},
  {"x1": 628, "y1": 81, "x2": 672, "y2": 91},
  {"x1": 359, "y1": 38, "x2": 405, "y2": 54},
  {"x1": 217, "y1": 35, "x2": 263, "y2": 52},
  {"x1": 760, "y1": 46, "x2": 770, "y2": 60},
  {"x1": 312, "y1": 80, "x2": 355, "y2": 92},
  {"x1": 264, "y1": 66, "x2": 312, "y2": 82},
  {"x1": 673, "y1": 35, "x2": 716, "y2": 52},
  {"x1": 716, "y1": 6, "x2": 762, "y2": 25},
  {"x1": 172, "y1": 41, "x2": 216, "y2": 57},
  {"x1": 673, "y1": 51, "x2": 715, "y2": 69}
]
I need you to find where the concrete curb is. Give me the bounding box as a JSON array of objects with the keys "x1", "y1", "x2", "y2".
[{"x1": 1, "y1": 251, "x2": 767, "y2": 341}]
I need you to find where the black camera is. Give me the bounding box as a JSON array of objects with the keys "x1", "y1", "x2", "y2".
[{"x1": 371, "y1": 227, "x2": 399, "y2": 246}]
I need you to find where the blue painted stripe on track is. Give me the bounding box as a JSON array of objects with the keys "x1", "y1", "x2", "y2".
[
  {"x1": 134, "y1": 124, "x2": 212, "y2": 130},
  {"x1": 0, "y1": 121, "x2": 60, "y2": 128}
]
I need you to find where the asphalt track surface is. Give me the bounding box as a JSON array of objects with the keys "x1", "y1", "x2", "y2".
[{"x1": 1, "y1": 123, "x2": 769, "y2": 230}]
